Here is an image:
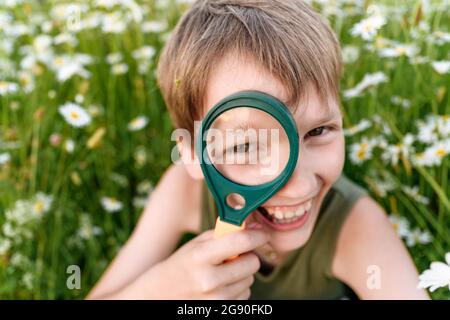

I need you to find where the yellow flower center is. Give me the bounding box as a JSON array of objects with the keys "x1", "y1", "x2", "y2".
[
  {"x1": 357, "y1": 149, "x2": 366, "y2": 159},
  {"x1": 34, "y1": 201, "x2": 44, "y2": 214},
  {"x1": 392, "y1": 223, "x2": 398, "y2": 232},
  {"x1": 395, "y1": 47, "x2": 407, "y2": 56},
  {"x1": 363, "y1": 22, "x2": 374, "y2": 33},
  {"x1": 436, "y1": 148, "x2": 445, "y2": 157},
  {"x1": 70, "y1": 111, "x2": 80, "y2": 120},
  {"x1": 54, "y1": 57, "x2": 65, "y2": 66}
]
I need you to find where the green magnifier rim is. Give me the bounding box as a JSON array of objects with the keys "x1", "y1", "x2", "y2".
[{"x1": 196, "y1": 90, "x2": 299, "y2": 226}]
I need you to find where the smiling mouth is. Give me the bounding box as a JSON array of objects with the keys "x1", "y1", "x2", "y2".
[{"x1": 256, "y1": 199, "x2": 312, "y2": 225}]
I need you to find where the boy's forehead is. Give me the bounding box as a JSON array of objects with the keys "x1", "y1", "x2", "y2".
[
  {"x1": 203, "y1": 53, "x2": 341, "y2": 122},
  {"x1": 204, "y1": 53, "x2": 289, "y2": 114}
]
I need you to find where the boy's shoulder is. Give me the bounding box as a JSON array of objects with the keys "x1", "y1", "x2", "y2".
[
  {"x1": 330, "y1": 174, "x2": 369, "y2": 204},
  {"x1": 330, "y1": 177, "x2": 395, "y2": 292},
  {"x1": 156, "y1": 163, "x2": 203, "y2": 233}
]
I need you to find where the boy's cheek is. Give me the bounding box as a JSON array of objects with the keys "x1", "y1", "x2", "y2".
[
  {"x1": 179, "y1": 146, "x2": 204, "y2": 180},
  {"x1": 183, "y1": 162, "x2": 204, "y2": 180}
]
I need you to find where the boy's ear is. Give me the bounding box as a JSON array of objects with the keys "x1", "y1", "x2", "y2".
[{"x1": 176, "y1": 141, "x2": 204, "y2": 180}]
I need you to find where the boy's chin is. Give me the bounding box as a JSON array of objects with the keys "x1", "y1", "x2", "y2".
[{"x1": 267, "y1": 227, "x2": 314, "y2": 252}]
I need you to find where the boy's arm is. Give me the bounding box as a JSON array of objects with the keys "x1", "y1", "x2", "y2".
[
  {"x1": 331, "y1": 196, "x2": 430, "y2": 299},
  {"x1": 87, "y1": 164, "x2": 201, "y2": 299}
]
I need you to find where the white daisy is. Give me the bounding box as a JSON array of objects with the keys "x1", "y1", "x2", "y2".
[
  {"x1": 402, "y1": 185, "x2": 430, "y2": 205},
  {"x1": 132, "y1": 46, "x2": 156, "y2": 60},
  {"x1": 0, "y1": 80, "x2": 19, "y2": 95},
  {"x1": 378, "y1": 43, "x2": 419, "y2": 58},
  {"x1": 50, "y1": 3, "x2": 88, "y2": 22},
  {"x1": 65, "y1": 139, "x2": 75, "y2": 153},
  {"x1": 405, "y1": 228, "x2": 432, "y2": 247},
  {"x1": 344, "y1": 72, "x2": 388, "y2": 99},
  {"x1": 141, "y1": 20, "x2": 167, "y2": 33},
  {"x1": 100, "y1": 196, "x2": 123, "y2": 213},
  {"x1": 87, "y1": 105, "x2": 104, "y2": 117},
  {"x1": 94, "y1": 0, "x2": 121, "y2": 9},
  {"x1": 49, "y1": 54, "x2": 92, "y2": 82},
  {"x1": 0, "y1": 238, "x2": 11, "y2": 255},
  {"x1": 343, "y1": 119, "x2": 371, "y2": 136},
  {"x1": 75, "y1": 94, "x2": 84, "y2": 104},
  {"x1": 417, "y1": 118, "x2": 438, "y2": 144},
  {"x1": 133, "y1": 146, "x2": 147, "y2": 167},
  {"x1": 106, "y1": 52, "x2": 123, "y2": 65},
  {"x1": 391, "y1": 96, "x2": 411, "y2": 109},
  {"x1": 381, "y1": 133, "x2": 415, "y2": 167},
  {"x1": 137, "y1": 180, "x2": 153, "y2": 194},
  {"x1": 418, "y1": 253, "x2": 450, "y2": 292},
  {"x1": 368, "y1": 177, "x2": 397, "y2": 198},
  {"x1": 436, "y1": 115, "x2": 450, "y2": 137},
  {"x1": 101, "y1": 12, "x2": 127, "y2": 34},
  {"x1": 0, "y1": 152, "x2": 11, "y2": 165},
  {"x1": 341, "y1": 45, "x2": 360, "y2": 64},
  {"x1": 412, "y1": 140, "x2": 449, "y2": 167},
  {"x1": 351, "y1": 15, "x2": 386, "y2": 41},
  {"x1": 388, "y1": 214, "x2": 411, "y2": 238},
  {"x1": 127, "y1": 116, "x2": 149, "y2": 131},
  {"x1": 53, "y1": 33, "x2": 78, "y2": 46},
  {"x1": 111, "y1": 63, "x2": 128, "y2": 75},
  {"x1": 31, "y1": 192, "x2": 53, "y2": 217},
  {"x1": 428, "y1": 31, "x2": 450, "y2": 45},
  {"x1": 78, "y1": 214, "x2": 102, "y2": 240},
  {"x1": 22, "y1": 272, "x2": 34, "y2": 290},
  {"x1": 59, "y1": 103, "x2": 92, "y2": 128},
  {"x1": 431, "y1": 60, "x2": 450, "y2": 74},
  {"x1": 349, "y1": 137, "x2": 378, "y2": 164},
  {"x1": 132, "y1": 196, "x2": 148, "y2": 209}
]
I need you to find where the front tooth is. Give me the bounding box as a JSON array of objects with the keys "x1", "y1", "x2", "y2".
[
  {"x1": 294, "y1": 205, "x2": 304, "y2": 217},
  {"x1": 275, "y1": 209, "x2": 283, "y2": 219},
  {"x1": 284, "y1": 211, "x2": 294, "y2": 219}
]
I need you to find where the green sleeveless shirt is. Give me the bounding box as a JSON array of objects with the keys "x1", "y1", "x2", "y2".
[{"x1": 199, "y1": 174, "x2": 368, "y2": 300}]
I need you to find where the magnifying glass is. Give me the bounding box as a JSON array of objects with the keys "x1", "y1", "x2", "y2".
[{"x1": 196, "y1": 90, "x2": 299, "y2": 250}]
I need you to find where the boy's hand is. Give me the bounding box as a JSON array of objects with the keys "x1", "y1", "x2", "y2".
[{"x1": 153, "y1": 227, "x2": 268, "y2": 299}]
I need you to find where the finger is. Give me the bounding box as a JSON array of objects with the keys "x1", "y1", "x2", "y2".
[
  {"x1": 213, "y1": 276, "x2": 254, "y2": 300},
  {"x1": 204, "y1": 230, "x2": 269, "y2": 264},
  {"x1": 235, "y1": 288, "x2": 251, "y2": 300},
  {"x1": 212, "y1": 253, "x2": 260, "y2": 286}
]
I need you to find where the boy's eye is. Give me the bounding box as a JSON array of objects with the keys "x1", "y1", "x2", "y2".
[
  {"x1": 306, "y1": 126, "x2": 328, "y2": 138},
  {"x1": 233, "y1": 142, "x2": 250, "y2": 153}
]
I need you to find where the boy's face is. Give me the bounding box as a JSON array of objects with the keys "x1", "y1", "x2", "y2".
[{"x1": 195, "y1": 52, "x2": 345, "y2": 252}]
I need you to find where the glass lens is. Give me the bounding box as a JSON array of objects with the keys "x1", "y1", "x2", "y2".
[{"x1": 205, "y1": 107, "x2": 290, "y2": 186}]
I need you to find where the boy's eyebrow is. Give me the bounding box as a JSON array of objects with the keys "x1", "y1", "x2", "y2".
[
  {"x1": 214, "y1": 109, "x2": 341, "y2": 130},
  {"x1": 214, "y1": 118, "x2": 259, "y2": 131},
  {"x1": 305, "y1": 110, "x2": 342, "y2": 128}
]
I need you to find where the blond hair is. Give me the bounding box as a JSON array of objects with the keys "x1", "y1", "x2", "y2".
[{"x1": 157, "y1": 0, "x2": 342, "y2": 135}]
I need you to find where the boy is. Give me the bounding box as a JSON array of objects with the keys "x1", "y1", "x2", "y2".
[{"x1": 88, "y1": 0, "x2": 429, "y2": 299}]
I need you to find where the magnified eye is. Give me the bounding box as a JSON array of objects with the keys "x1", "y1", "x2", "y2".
[
  {"x1": 234, "y1": 143, "x2": 248, "y2": 153},
  {"x1": 230, "y1": 142, "x2": 252, "y2": 154},
  {"x1": 306, "y1": 126, "x2": 328, "y2": 138}
]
